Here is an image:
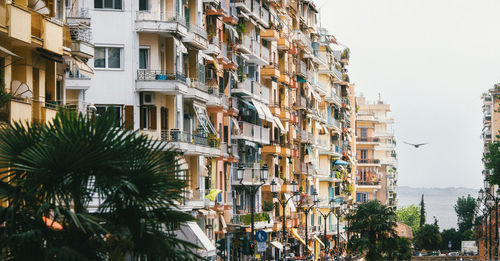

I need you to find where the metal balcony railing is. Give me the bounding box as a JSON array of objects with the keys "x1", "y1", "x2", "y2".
[
  {"x1": 137, "y1": 70, "x2": 187, "y2": 82},
  {"x1": 136, "y1": 11, "x2": 185, "y2": 25},
  {"x1": 357, "y1": 180, "x2": 380, "y2": 186},
  {"x1": 188, "y1": 23, "x2": 208, "y2": 39},
  {"x1": 160, "y1": 130, "x2": 219, "y2": 148},
  {"x1": 297, "y1": 60, "x2": 307, "y2": 75},
  {"x1": 357, "y1": 159, "x2": 380, "y2": 164},
  {"x1": 356, "y1": 137, "x2": 380, "y2": 143}
]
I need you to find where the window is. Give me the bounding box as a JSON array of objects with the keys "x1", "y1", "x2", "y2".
[
  {"x1": 139, "y1": 47, "x2": 149, "y2": 70},
  {"x1": 94, "y1": 47, "x2": 122, "y2": 69},
  {"x1": 96, "y1": 105, "x2": 122, "y2": 127},
  {"x1": 360, "y1": 149, "x2": 368, "y2": 159},
  {"x1": 356, "y1": 192, "x2": 368, "y2": 203},
  {"x1": 360, "y1": 128, "x2": 368, "y2": 137},
  {"x1": 140, "y1": 106, "x2": 157, "y2": 130},
  {"x1": 139, "y1": 0, "x2": 148, "y2": 11},
  {"x1": 94, "y1": 0, "x2": 121, "y2": 9}
]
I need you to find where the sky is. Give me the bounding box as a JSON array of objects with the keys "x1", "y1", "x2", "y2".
[{"x1": 320, "y1": 0, "x2": 500, "y2": 188}]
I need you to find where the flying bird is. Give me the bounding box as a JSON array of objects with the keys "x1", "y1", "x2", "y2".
[{"x1": 403, "y1": 141, "x2": 428, "y2": 148}]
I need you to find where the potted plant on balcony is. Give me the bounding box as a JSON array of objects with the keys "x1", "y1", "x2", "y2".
[
  {"x1": 263, "y1": 200, "x2": 274, "y2": 212},
  {"x1": 207, "y1": 133, "x2": 220, "y2": 147}
]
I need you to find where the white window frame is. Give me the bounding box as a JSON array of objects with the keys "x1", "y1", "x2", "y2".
[
  {"x1": 139, "y1": 46, "x2": 150, "y2": 70},
  {"x1": 94, "y1": 46, "x2": 124, "y2": 70}
]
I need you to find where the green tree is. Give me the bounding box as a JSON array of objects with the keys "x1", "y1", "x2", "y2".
[
  {"x1": 396, "y1": 204, "x2": 420, "y2": 234},
  {"x1": 440, "y1": 228, "x2": 461, "y2": 250},
  {"x1": 347, "y1": 201, "x2": 411, "y2": 261},
  {"x1": 485, "y1": 132, "x2": 500, "y2": 185},
  {"x1": 454, "y1": 195, "x2": 476, "y2": 234},
  {"x1": 0, "y1": 110, "x2": 200, "y2": 260},
  {"x1": 414, "y1": 224, "x2": 441, "y2": 251},
  {"x1": 420, "y1": 194, "x2": 426, "y2": 227}
]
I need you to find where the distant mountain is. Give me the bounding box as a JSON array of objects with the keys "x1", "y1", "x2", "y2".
[{"x1": 397, "y1": 186, "x2": 478, "y2": 230}]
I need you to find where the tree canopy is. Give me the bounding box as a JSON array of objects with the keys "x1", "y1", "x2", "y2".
[
  {"x1": 454, "y1": 194, "x2": 476, "y2": 234},
  {"x1": 0, "y1": 110, "x2": 200, "y2": 260},
  {"x1": 440, "y1": 228, "x2": 461, "y2": 250},
  {"x1": 396, "y1": 204, "x2": 420, "y2": 234},
  {"x1": 347, "y1": 200, "x2": 411, "y2": 261},
  {"x1": 414, "y1": 224, "x2": 441, "y2": 251},
  {"x1": 485, "y1": 132, "x2": 500, "y2": 185},
  {"x1": 420, "y1": 195, "x2": 426, "y2": 228}
]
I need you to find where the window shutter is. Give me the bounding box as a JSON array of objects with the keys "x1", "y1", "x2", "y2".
[
  {"x1": 150, "y1": 106, "x2": 157, "y2": 130},
  {"x1": 124, "y1": 105, "x2": 134, "y2": 129}
]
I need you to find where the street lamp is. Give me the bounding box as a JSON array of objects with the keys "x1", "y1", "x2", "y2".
[
  {"x1": 333, "y1": 200, "x2": 347, "y2": 249},
  {"x1": 237, "y1": 163, "x2": 269, "y2": 253},
  {"x1": 271, "y1": 179, "x2": 300, "y2": 258},
  {"x1": 318, "y1": 199, "x2": 336, "y2": 250},
  {"x1": 481, "y1": 182, "x2": 500, "y2": 261},
  {"x1": 298, "y1": 190, "x2": 320, "y2": 253}
]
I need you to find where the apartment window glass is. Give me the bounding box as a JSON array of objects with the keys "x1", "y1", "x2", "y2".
[
  {"x1": 360, "y1": 149, "x2": 368, "y2": 159},
  {"x1": 95, "y1": 47, "x2": 122, "y2": 69},
  {"x1": 360, "y1": 128, "x2": 368, "y2": 137},
  {"x1": 139, "y1": 47, "x2": 149, "y2": 70},
  {"x1": 95, "y1": 0, "x2": 121, "y2": 9},
  {"x1": 96, "y1": 105, "x2": 122, "y2": 127},
  {"x1": 139, "y1": 0, "x2": 148, "y2": 10}
]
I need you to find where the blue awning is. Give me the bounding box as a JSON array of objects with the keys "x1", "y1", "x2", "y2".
[
  {"x1": 334, "y1": 159, "x2": 349, "y2": 166},
  {"x1": 297, "y1": 76, "x2": 307, "y2": 83},
  {"x1": 240, "y1": 99, "x2": 256, "y2": 110}
]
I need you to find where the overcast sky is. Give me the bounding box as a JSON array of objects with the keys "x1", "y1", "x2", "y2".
[{"x1": 320, "y1": 0, "x2": 500, "y2": 188}]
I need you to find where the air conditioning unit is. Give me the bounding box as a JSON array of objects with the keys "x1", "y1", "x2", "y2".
[{"x1": 141, "y1": 92, "x2": 155, "y2": 105}]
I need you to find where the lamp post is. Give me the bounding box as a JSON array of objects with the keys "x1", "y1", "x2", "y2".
[
  {"x1": 270, "y1": 179, "x2": 300, "y2": 258},
  {"x1": 318, "y1": 199, "x2": 336, "y2": 250},
  {"x1": 298, "y1": 190, "x2": 320, "y2": 252},
  {"x1": 333, "y1": 201, "x2": 347, "y2": 249},
  {"x1": 236, "y1": 164, "x2": 269, "y2": 251},
  {"x1": 480, "y1": 181, "x2": 499, "y2": 260}
]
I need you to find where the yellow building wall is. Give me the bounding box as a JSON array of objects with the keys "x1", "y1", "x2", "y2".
[
  {"x1": 43, "y1": 19, "x2": 63, "y2": 55},
  {"x1": 8, "y1": 4, "x2": 31, "y2": 43}
]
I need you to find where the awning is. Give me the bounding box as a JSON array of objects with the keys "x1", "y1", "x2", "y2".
[
  {"x1": 291, "y1": 228, "x2": 312, "y2": 252},
  {"x1": 200, "y1": 52, "x2": 214, "y2": 62},
  {"x1": 260, "y1": 102, "x2": 275, "y2": 122},
  {"x1": 0, "y1": 45, "x2": 22, "y2": 58},
  {"x1": 177, "y1": 222, "x2": 216, "y2": 257},
  {"x1": 270, "y1": 241, "x2": 283, "y2": 250},
  {"x1": 347, "y1": 133, "x2": 352, "y2": 143},
  {"x1": 313, "y1": 235, "x2": 325, "y2": 248},
  {"x1": 176, "y1": 39, "x2": 188, "y2": 54},
  {"x1": 321, "y1": 124, "x2": 328, "y2": 134},
  {"x1": 205, "y1": 189, "x2": 222, "y2": 201},
  {"x1": 193, "y1": 103, "x2": 217, "y2": 135},
  {"x1": 305, "y1": 144, "x2": 313, "y2": 155},
  {"x1": 297, "y1": 76, "x2": 307, "y2": 83},
  {"x1": 251, "y1": 99, "x2": 266, "y2": 120},
  {"x1": 231, "y1": 117, "x2": 241, "y2": 135},
  {"x1": 334, "y1": 159, "x2": 349, "y2": 166},
  {"x1": 240, "y1": 99, "x2": 256, "y2": 110},
  {"x1": 311, "y1": 90, "x2": 321, "y2": 101},
  {"x1": 220, "y1": 215, "x2": 227, "y2": 230},
  {"x1": 274, "y1": 117, "x2": 285, "y2": 133},
  {"x1": 74, "y1": 56, "x2": 94, "y2": 76}
]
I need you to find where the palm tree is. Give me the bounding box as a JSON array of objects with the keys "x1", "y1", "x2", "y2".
[
  {"x1": 347, "y1": 200, "x2": 410, "y2": 261},
  {"x1": 0, "y1": 110, "x2": 200, "y2": 260}
]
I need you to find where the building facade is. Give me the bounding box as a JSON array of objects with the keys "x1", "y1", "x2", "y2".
[{"x1": 355, "y1": 95, "x2": 398, "y2": 209}]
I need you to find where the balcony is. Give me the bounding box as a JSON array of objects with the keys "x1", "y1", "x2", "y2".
[
  {"x1": 356, "y1": 137, "x2": 380, "y2": 144},
  {"x1": 261, "y1": 65, "x2": 280, "y2": 79},
  {"x1": 356, "y1": 180, "x2": 381, "y2": 189},
  {"x1": 279, "y1": 108, "x2": 290, "y2": 121},
  {"x1": 260, "y1": 28, "x2": 278, "y2": 41},
  {"x1": 0, "y1": 99, "x2": 33, "y2": 124},
  {"x1": 263, "y1": 143, "x2": 281, "y2": 154},
  {"x1": 230, "y1": 212, "x2": 274, "y2": 229},
  {"x1": 136, "y1": 70, "x2": 188, "y2": 94},
  {"x1": 325, "y1": 90, "x2": 342, "y2": 106},
  {"x1": 205, "y1": 37, "x2": 221, "y2": 55},
  {"x1": 135, "y1": 11, "x2": 187, "y2": 37},
  {"x1": 232, "y1": 121, "x2": 270, "y2": 144},
  {"x1": 31, "y1": 12, "x2": 64, "y2": 55},
  {"x1": 299, "y1": 129, "x2": 313, "y2": 143},
  {"x1": 296, "y1": 60, "x2": 307, "y2": 77},
  {"x1": 237, "y1": 35, "x2": 252, "y2": 54},
  {"x1": 185, "y1": 80, "x2": 210, "y2": 102},
  {"x1": 291, "y1": 30, "x2": 312, "y2": 52},
  {"x1": 157, "y1": 130, "x2": 221, "y2": 157},
  {"x1": 232, "y1": 0, "x2": 251, "y2": 14},
  {"x1": 278, "y1": 36, "x2": 290, "y2": 50},
  {"x1": 183, "y1": 23, "x2": 208, "y2": 50},
  {"x1": 65, "y1": 70, "x2": 91, "y2": 90},
  {"x1": 247, "y1": 41, "x2": 269, "y2": 66},
  {"x1": 357, "y1": 159, "x2": 381, "y2": 166},
  {"x1": 250, "y1": 0, "x2": 261, "y2": 20},
  {"x1": 67, "y1": 9, "x2": 94, "y2": 58},
  {"x1": 2, "y1": 4, "x2": 31, "y2": 43}
]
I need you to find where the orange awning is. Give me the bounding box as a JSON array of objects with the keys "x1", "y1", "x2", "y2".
[{"x1": 42, "y1": 216, "x2": 63, "y2": 231}]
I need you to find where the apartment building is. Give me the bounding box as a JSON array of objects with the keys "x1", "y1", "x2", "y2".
[
  {"x1": 0, "y1": 0, "x2": 357, "y2": 258},
  {"x1": 355, "y1": 96, "x2": 398, "y2": 209},
  {"x1": 478, "y1": 84, "x2": 500, "y2": 261},
  {"x1": 0, "y1": 0, "x2": 76, "y2": 125}
]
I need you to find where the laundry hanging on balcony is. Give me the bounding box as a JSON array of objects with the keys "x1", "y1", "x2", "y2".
[{"x1": 193, "y1": 103, "x2": 217, "y2": 135}]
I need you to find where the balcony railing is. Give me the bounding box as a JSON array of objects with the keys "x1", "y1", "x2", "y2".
[
  {"x1": 252, "y1": 0, "x2": 261, "y2": 18},
  {"x1": 357, "y1": 159, "x2": 380, "y2": 164},
  {"x1": 160, "y1": 130, "x2": 219, "y2": 148},
  {"x1": 357, "y1": 181, "x2": 380, "y2": 186},
  {"x1": 292, "y1": 30, "x2": 311, "y2": 48},
  {"x1": 137, "y1": 70, "x2": 187, "y2": 83},
  {"x1": 261, "y1": 45, "x2": 270, "y2": 63},
  {"x1": 356, "y1": 137, "x2": 380, "y2": 143},
  {"x1": 188, "y1": 23, "x2": 208, "y2": 39},
  {"x1": 136, "y1": 11, "x2": 185, "y2": 25},
  {"x1": 297, "y1": 61, "x2": 307, "y2": 75},
  {"x1": 261, "y1": 8, "x2": 269, "y2": 25},
  {"x1": 235, "y1": 121, "x2": 270, "y2": 144}
]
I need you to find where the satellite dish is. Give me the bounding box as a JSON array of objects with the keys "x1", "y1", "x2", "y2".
[
  {"x1": 28, "y1": 0, "x2": 50, "y2": 15},
  {"x1": 11, "y1": 80, "x2": 33, "y2": 99}
]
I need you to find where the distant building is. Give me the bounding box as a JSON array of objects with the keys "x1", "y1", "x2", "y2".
[
  {"x1": 395, "y1": 222, "x2": 413, "y2": 240},
  {"x1": 355, "y1": 95, "x2": 398, "y2": 209}
]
